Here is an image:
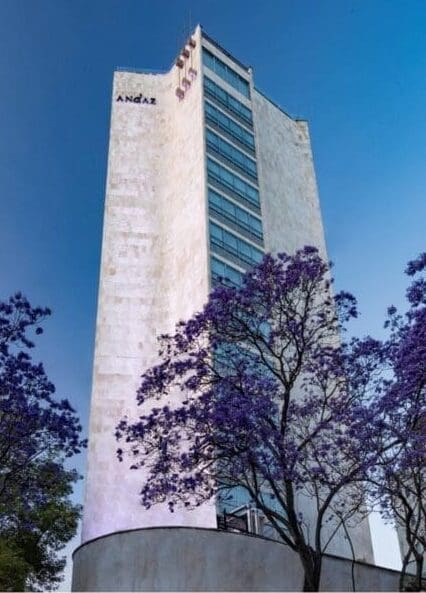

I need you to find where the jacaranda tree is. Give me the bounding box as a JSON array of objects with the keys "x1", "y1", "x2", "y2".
[
  {"x1": 0, "y1": 293, "x2": 86, "y2": 590},
  {"x1": 362, "y1": 254, "x2": 426, "y2": 591},
  {"x1": 117, "y1": 247, "x2": 380, "y2": 591}
]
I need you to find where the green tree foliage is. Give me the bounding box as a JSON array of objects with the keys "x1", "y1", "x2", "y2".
[
  {"x1": 0, "y1": 538, "x2": 29, "y2": 592},
  {"x1": 0, "y1": 460, "x2": 81, "y2": 591}
]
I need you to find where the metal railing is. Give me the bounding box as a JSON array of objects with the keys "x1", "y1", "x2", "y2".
[{"x1": 217, "y1": 504, "x2": 277, "y2": 539}]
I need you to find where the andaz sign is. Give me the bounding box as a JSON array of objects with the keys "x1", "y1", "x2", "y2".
[{"x1": 116, "y1": 94, "x2": 156, "y2": 105}]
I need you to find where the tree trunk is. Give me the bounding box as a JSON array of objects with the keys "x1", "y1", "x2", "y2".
[
  {"x1": 400, "y1": 550, "x2": 411, "y2": 591},
  {"x1": 300, "y1": 546, "x2": 322, "y2": 592},
  {"x1": 414, "y1": 553, "x2": 424, "y2": 592}
]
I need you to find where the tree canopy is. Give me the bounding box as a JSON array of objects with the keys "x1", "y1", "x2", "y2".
[
  {"x1": 0, "y1": 293, "x2": 86, "y2": 590},
  {"x1": 361, "y1": 253, "x2": 426, "y2": 590},
  {"x1": 117, "y1": 247, "x2": 372, "y2": 590},
  {"x1": 117, "y1": 247, "x2": 425, "y2": 591}
]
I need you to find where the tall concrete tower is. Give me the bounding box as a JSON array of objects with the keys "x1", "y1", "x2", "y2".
[{"x1": 73, "y1": 26, "x2": 375, "y2": 591}]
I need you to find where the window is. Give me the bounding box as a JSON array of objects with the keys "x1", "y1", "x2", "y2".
[
  {"x1": 204, "y1": 77, "x2": 252, "y2": 125},
  {"x1": 207, "y1": 158, "x2": 260, "y2": 210},
  {"x1": 210, "y1": 222, "x2": 263, "y2": 267},
  {"x1": 211, "y1": 257, "x2": 243, "y2": 287},
  {"x1": 205, "y1": 101, "x2": 255, "y2": 152},
  {"x1": 208, "y1": 189, "x2": 263, "y2": 240},
  {"x1": 203, "y1": 48, "x2": 250, "y2": 98},
  {"x1": 206, "y1": 130, "x2": 257, "y2": 180}
]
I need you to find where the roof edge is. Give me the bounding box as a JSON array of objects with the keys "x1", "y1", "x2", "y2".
[{"x1": 201, "y1": 27, "x2": 250, "y2": 72}]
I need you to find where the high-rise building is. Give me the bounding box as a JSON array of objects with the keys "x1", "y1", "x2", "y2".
[{"x1": 74, "y1": 26, "x2": 376, "y2": 591}]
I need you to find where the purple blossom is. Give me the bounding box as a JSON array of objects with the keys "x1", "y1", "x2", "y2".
[
  {"x1": 0, "y1": 294, "x2": 86, "y2": 508},
  {"x1": 116, "y1": 247, "x2": 384, "y2": 591}
]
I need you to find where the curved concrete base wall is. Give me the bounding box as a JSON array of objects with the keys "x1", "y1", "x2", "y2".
[{"x1": 72, "y1": 527, "x2": 400, "y2": 592}]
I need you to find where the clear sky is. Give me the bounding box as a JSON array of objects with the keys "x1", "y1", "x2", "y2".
[{"x1": 0, "y1": 0, "x2": 424, "y2": 587}]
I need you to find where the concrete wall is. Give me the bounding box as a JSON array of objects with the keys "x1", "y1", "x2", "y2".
[
  {"x1": 72, "y1": 527, "x2": 400, "y2": 592},
  {"x1": 81, "y1": 25, "x2": 216, "y2": 544},
  {"x1": 253, "y1": 90, "x2": 327, "y2": 259}
]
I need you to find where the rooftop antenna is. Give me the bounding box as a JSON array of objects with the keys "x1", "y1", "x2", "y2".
[
  {"x1": 175, "y1": 17, "x2": 186, "y2": 61},
  {"x1": 188, "y1": 9, "x2": 193, "y2": 36}
]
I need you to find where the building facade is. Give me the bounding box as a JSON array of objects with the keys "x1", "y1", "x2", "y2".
[{"x1": 77, "y1": 26, "x2": 375, "y2": 589}]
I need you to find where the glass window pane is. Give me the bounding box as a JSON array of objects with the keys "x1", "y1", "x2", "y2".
[
  {"x1": 204, "y1": 76, "x2": 252, "y2": 122},
  {"x1": 210, "y1": 222, "x2": 222, "y2": 240},
  {"x1": 203, "y1": 49, "x2": 250, "y2": 98},
  {"x1": 207, "y1": 159, "x2": 260, "y2": 208}
]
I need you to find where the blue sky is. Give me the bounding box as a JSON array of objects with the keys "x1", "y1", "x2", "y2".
[{"x1": 1, "y1": 0, "x2": 424, "y2": 585}]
